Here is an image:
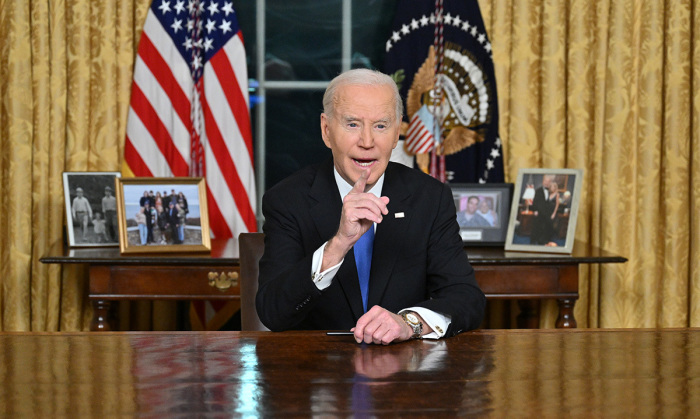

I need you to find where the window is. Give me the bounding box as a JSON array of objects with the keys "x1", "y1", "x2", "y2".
[{"x1": 237, "y1": 0, "x2": 396, "y2": 221}]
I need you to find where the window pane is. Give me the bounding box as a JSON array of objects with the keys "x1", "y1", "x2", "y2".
[
  {"x1": 265, "y1": 1, "x2": 343, "y2": 81},
  {"x1": 265, "y1": 90, "x2": 331, "y2": 188},
  {"x1": 351, "y1": 0, "x2": 396, "y2": 70},
  {"x1": 235, "y1": 2, "x2": 257, "y2": 77}
]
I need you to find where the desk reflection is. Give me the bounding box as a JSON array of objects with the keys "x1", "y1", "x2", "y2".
[
  {"x1": 253, "y1": 333, "x2": 495, "y2": 416},
  {"x1": 3, "y1": 330, "x2": 699, "y2": 417}
]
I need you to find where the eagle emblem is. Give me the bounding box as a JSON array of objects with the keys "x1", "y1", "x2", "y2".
[{"x1": 403, "y1": 42, "x2": 492, "y2": 172}]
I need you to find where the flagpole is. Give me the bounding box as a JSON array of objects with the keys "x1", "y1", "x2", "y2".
[
  {"x1": 255, "y1": 0, "x2": 266, "y2": 231},
  {"x1": 342, "y1": 0, "x2": 351, "y2": 71}
]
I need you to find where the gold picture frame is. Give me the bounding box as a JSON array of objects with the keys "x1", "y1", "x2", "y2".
[
  {"x1": 116, "y1": 177, "x2": 211, "y2": 254},
  {"x1": 505, "y1": 168, "x2": 583, "y2": 254}
]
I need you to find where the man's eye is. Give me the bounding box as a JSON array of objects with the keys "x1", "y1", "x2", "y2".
[
  {"x1": 376, "y1": 124, "x2": 386, "y2": 129},
  {"x1": 348, "y1": 123, "x2": 358, "y2": 128}
]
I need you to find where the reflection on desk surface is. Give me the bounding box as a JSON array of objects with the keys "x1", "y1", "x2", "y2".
[{"x1": 1, "y1": 329, "x2": 697, "y2": 417}]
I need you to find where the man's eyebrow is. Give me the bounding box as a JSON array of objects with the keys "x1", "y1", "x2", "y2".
[{"x1": 339, "y1": 115, "x2": 393, "y2": 124}]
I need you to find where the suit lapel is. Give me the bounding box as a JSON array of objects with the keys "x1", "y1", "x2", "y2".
[
  {"x1": 368, "y1": 164, "x2": 412, "y2": 309},
  {"x1": 309, "y1": 160, "x2": 365, "y2": 319},
  {"x1": 309, "y1": 159, "x2": 343, "y2": 241}
]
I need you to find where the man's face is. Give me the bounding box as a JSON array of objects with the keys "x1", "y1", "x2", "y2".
[
  {"x1": 479, "y1": 200, "x2": 489, "y2": 213},
  {"x1": 467, "y1": 198, "x2": 479, "y2": 214},
  {"x1": 320, "y1": 84, "x2": 400, "y2": 189}
]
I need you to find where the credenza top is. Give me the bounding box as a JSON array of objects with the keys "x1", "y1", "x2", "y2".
[{"x1": 40, "y1": 239, "x2": 627, "y2": 266}]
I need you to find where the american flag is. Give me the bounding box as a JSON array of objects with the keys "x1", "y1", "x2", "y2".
[
  {"x1": 125, "y1": 0, "x2": 256, "y2": 239},
  {"x1": 125, "y1": 0, "x2": 255, "y2": 330}
]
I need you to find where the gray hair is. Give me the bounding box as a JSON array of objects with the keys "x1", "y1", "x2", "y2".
[{"x1": 322, "y1": 69, "x2": 403, "y2": 121}]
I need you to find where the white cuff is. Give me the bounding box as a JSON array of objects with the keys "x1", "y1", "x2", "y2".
[
  {"x1": 311, "y1": 241, "x2": 343, "y2": 290},
  {"x1": 401, "y1": 307, "x2": 451, "y2": 339}
]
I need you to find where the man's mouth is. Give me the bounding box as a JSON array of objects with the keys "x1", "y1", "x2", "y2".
[{"x1": 353, "y1": 158, "x2": 375, "y2": 167}]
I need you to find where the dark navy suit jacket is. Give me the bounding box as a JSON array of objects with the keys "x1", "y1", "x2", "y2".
[{"x1": 256, "y1": 159, "x2": 485, "y2": 335}]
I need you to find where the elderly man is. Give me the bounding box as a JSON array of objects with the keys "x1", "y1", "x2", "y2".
[
  {"x1": 531, "y1": 174, "x2": 557, "y2": 245},
  {"x1": 256, "y1": 69, "x2": 485, "y2": 345}
]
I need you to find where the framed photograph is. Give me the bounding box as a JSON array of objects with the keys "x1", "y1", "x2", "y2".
[
  {"x1": 116, "y1": 177, "x2": 211, "y2": 254},
  {"x1": 451, "y1": 183, "x2": 514, "y2": 246},
  {"x1": 63, "y1": 171, "x2": 122, "y2": 247},
  {"x1": 505, "y1": 168, "x2": 583, "y2": 254}
]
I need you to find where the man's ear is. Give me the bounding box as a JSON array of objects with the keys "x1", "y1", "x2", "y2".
[
  {"x1": 392, "y1": 124, "x2": 401, "y2": 149},
  {"x1": 320, "y1": 113, "x2": 332, "y2": 149}
]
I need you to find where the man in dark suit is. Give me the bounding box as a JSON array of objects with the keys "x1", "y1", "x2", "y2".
[
  {"x1": 166, "y1": 200, "x2": 181, "y2": 244},
  {"x1": 257, "y1": 69, "x2": 485, "y2": 345},
  {"x1": 530, "y1": 175, "x2": 555, "y2": 245}
]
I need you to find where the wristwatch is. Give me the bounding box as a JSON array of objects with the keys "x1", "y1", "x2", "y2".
[{"x1": 401, "y1": 311, "x2": 423, "y2": 339}]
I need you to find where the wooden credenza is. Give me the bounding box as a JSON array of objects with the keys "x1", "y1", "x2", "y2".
[{"x1": 40, "y1": 239, "x2": 626, "y2": 331}]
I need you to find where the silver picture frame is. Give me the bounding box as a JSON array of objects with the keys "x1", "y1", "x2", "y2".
[{"x1": 505, "y1": 168, "x2": 583, "y2": 254}]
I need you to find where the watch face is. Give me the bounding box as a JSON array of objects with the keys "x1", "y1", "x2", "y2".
[{"x1": 406, "y1": 313, "x2": 419, "y2": 324}]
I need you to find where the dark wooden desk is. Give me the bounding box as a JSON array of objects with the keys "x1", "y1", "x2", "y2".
[
  {"x1": 1, "y1": 329, "x2": 698, "y2": 416},
  {"x1": 40, "y1": 240, "x2": 626, "y2": 331}
]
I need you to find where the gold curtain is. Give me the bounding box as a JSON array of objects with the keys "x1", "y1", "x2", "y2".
[
  {"x1": 1, "y1": 0, "x2": 699, "y2": 330},
  {"x1": 481, "y1": 0, "x2": 700, "y2": 327},
  {"x1": 0, "y1": 0, "x2": 151, "y2": 331}
]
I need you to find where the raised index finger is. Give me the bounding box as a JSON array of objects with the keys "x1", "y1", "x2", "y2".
[{"x1": 351, "y1": 168, "x2": 370, "y2": 194}]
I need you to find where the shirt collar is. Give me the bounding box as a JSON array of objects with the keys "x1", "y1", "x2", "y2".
[{"x1": 334, "y1": 167, "x2": 385, "y2": 200}]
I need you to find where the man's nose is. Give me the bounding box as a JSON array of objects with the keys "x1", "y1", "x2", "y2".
[{"x1": 359, "y1": 126, "x2": 374, "y2": 148}]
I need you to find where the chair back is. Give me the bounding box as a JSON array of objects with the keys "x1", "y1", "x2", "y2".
[{"x1": 238, "y1": 232, "x2": 269, "y2": 331}]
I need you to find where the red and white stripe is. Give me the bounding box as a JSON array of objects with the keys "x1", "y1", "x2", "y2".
[
  {"x1": 405, "y1": 112, "x2": 435, "y2": 155},
  {"x1": 124, "y1": 10, "x2": 256, "y2": 239}
]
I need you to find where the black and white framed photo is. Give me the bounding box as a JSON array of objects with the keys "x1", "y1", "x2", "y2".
[
  {"x1": 62, "y1": 171, "x2": 122, "y2": 247},
  {"x1": 505, "y1": 168, "x2": 583, "y2": 253},
  {"x1": 451, "y1": 183, "x2": 514, "y2": 246},
  {"x1": 116, "y1": 177, "x2": 211, "y2": 254}
]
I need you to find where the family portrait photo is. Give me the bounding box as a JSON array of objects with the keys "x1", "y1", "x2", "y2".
[
  {"x1": 62, "y1": 172, "x2": 121, "y2": 247},
  {"x1": 116, "y1": 177, "x2": 211, "y2": 254},
  {"x1": 505, "y1": 168, "x2": 583, "y2": 253},
  {"x1": 452, "y1": 184, "x2": 513, "y2": 246}
]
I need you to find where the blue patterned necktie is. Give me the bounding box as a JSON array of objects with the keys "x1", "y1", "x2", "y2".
[{"x1": 354, "y1": 226, "x2": 374, "y2": 313}]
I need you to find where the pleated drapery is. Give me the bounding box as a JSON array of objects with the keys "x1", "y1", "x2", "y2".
[{"x1": 0, "y1": 0, "x2": 151, "y2": 330}]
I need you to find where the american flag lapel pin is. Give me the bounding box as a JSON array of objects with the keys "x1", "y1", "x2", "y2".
[{"x1": 395, "y1": 212, "x2": 405, "y2": 218}]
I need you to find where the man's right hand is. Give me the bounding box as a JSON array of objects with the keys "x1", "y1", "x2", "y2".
[{"x1": 321, "y1": 168, "x2": 390, "y2": 271}]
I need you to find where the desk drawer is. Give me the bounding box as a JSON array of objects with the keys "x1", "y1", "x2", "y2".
[
  {"x1": 89, "y1": 265, "x2": 240, "y2": 299},
  {"x1": 474, "y1": 264, "x2": 578, "y2": 297}
]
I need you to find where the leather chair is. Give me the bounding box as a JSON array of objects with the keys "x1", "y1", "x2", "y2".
[{"x1": 238, "y1": 232, "x2": 269, "y2": 331}]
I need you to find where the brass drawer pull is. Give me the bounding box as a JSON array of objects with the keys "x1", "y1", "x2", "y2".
[{"x1": 208, "y1": 271, "x2": 239, "y2": 291}]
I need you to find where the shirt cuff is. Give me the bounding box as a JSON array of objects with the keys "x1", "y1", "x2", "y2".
[
  {"x1": 401, "y1": 307, "x2": 451, "y2": 339},
  {"x1": 311, "y1": 241, "x2": 343, "y2": 290}
]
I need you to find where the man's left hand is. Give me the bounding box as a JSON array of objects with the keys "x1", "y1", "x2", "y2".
[{"x1": 352, "y1": 306, "x2": 412, "y2": 345}]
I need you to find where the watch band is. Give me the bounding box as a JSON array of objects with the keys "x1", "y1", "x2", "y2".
[{"x1": 402, "y1": 311, "x2": 423, "y2": 339}]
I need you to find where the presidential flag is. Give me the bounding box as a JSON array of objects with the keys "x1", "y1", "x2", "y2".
[
  {"x1": 385, "y1": 0, "x2": 503, "y2": 184},
  {"x1": 125, "y1": 0, "x2": 254, "y2": 330}
]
